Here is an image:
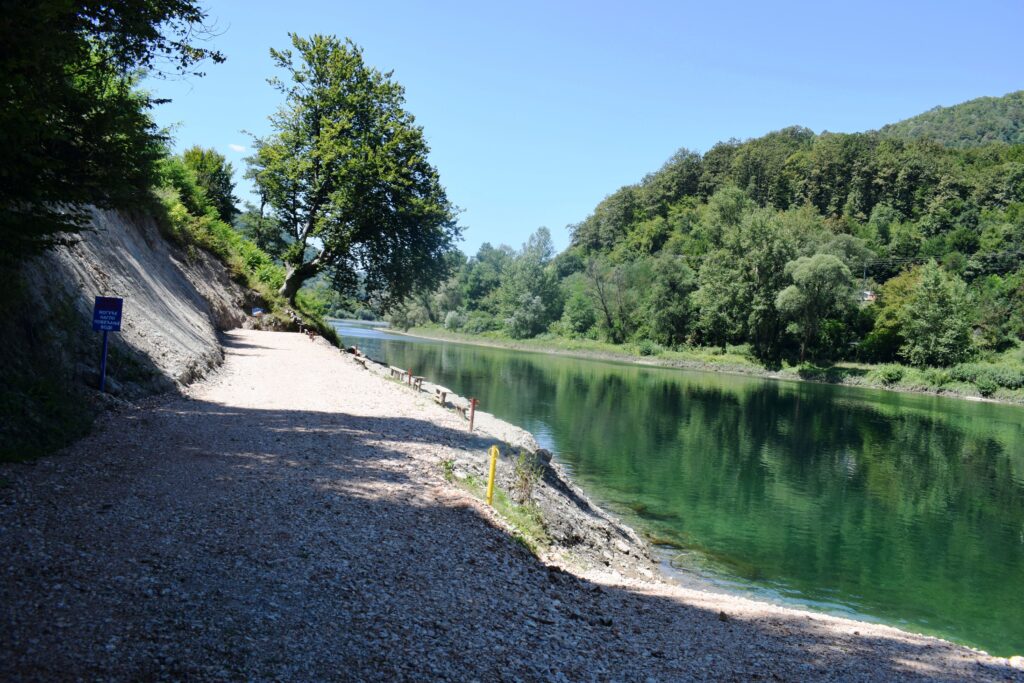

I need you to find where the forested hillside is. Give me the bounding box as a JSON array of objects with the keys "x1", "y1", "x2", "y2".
[
  {"x1": 880, "y1": 91, "x2": 1024, "y2": 147},
  {"x1": 396, "y1": 93, "x2": 1024, "y2": 397}
]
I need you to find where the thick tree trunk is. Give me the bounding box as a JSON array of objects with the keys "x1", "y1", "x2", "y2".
[{"x1": 279, "y1": 261, "x2": 320, "y2": 304}]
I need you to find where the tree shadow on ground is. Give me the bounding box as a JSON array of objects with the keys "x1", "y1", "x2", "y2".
[{"x1": 1, "y1": 396, "x2": 1020, "y2": 681}]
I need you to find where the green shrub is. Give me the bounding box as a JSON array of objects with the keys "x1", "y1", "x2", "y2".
[
  {"x1": 444, "y1": 310, "x2": 465, "y2": 330},
  {"x1": 726, "y1": 343, "x2": 753, "y2": 358},
  {"x1": 295, "y1": 289, "x2": 327, "y2": 318},
  {"x1": 511, "y1": 451, "x2": 544, "y2": 504},
  {"x1": 463, "y1": 311, "x2": 499, "y2": 335},
  {"x1": 950, "y1": 363, "x2": 1024, "y2": 389},
  {"x1": 975, "y1": 376, "x2": 998, "y2": 397},
  {"x1": 923, "y1": 367, "x2": 951, "y2": 387},
  {"x1": 873, "y1": 364, "x2": 905, "y2": 385},
  {"x1": 636, "y1": 339, "x2": 662, "y2": 356},
  {"x1": 256, "y1": 263, "x2": 285, "y2": 290}
]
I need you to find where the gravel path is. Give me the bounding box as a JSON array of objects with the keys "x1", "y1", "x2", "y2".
[{"x1": 2, "y1": 329, "x2": 1021, "y2": 681}]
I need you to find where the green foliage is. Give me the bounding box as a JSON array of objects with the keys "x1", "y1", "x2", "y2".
[
  {"x1": 973, "y1": 271, "x2": 1024, "y2": 350},
  {"x1": 635, "y1": 339, "x2": 663, "y2": 357},
  {"x1": 871, "y1": 364, "x2": 905, "y2": 385},
  {"x1": 247, "y1": 33, "x2": 460, "y2": 305},
  {"x1": 0, "y1": 0, "x2": 222, "y2": 260},
  {"x1": 879, "y1": 91, "x2": 1024, "y2": 147},
  {"x1": 974, "y1": 376, "x2": 998, "y2": 397},
  {"x1": 453, "y1": 472, "x2": 549, "y2": 554},
  {"x1": 559, "y1": 285, "x2": 598, "y2": 337},
  {"x1": 295, "y1": 289, "x2": 327, "y2": 318},
  {"x1": 387, "y1": 299, "x2": 432, "y2": 331},
  {"x1": 644, "y1": 255, "x2": 696, "y2": 347},
  {"x1": 693, "y1": 207, "x2": 798, "y2": 362},
  {"x1": 181, "y1": 146, "x2": 239, "y2": 223},
  {"x1": 898, "y1": 262, "x2": 975, "y2": 367},
  {"x1": 948, "y1": 363, "x2": 1024, "y2": 390},
  {"x1": 511, "y1": 451, "x2": 544, "y2": 504},
  {"x1": 444, "y1": 310, "x2": 465, "y2": 331},
  {"x1": 496, "y1": 228, "x2": 562, "y2": 338},
  {"x1": 776, "y1": 253, "x2": 857, "y2": 361},
  {"x1": 154, "y1": 153, "x2": 339, "y2": 343},
  {"x1": 440, "y1": 458, "x2": 455, "y2": 482},
  {"x1": 463, "y1": 311, "x2": 500, "y2": 334},
  {"x1": 413, "y1": 93, "x2": 1024, "y2": 384},
  {"x1": 234, "y1": 203, "x2": 287, "y2": 259}
]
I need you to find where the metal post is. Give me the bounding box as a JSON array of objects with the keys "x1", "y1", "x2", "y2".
[
  {"x1": 486, "y1": 445, "x2": 499, "y2": 506},
  {"x1": 99, "y1": 329, "x2": 109, "y2": 392},
  {"x1": 469, "y1": 398, "x2": 478, "y2": 432}
]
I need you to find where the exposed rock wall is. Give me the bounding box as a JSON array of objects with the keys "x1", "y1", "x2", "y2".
[{"x1": 18, "y1": 207, "x2": 253, "y2": 396}]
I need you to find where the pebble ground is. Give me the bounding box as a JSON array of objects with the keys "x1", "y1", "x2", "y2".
[{"x1": 2, "y1": 330, "x2": 1021, "y2": 681}]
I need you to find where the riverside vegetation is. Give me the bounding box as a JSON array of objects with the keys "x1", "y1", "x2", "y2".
[{"x1": 390, "y1": 92, "x2": 1024, "y2": 402}]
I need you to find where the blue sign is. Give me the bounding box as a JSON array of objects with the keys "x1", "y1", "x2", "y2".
[{"x1": 92, "y1": 296, "x2": 123, "y2": 332}]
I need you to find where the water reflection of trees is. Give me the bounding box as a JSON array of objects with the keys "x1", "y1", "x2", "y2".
[{"x1": 365, "y1": 338, "x2": 1024, "y2": 652}]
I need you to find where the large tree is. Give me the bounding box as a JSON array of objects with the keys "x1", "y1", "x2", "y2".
[
  {"x1": 247, "y1": 34, "x2": 460, "y2": 306},
  {"x1": 497, "y1": 227, "x2": 562, "y2": 338},
  {"x1": 898, "y1": 261, "x2": 975, "y2": 367},
  {"x1": 0, "y1": 0, "x2": 223, "y2": 260},
  {"x1": 775, "y1": 253, "x2": 857, "y2": 361}
]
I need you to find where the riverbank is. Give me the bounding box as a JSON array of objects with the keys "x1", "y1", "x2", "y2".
[
  {"x1": 3, "y1": 329, "x2": 1021, "y2": 679},
  {"x1": 400, "y1": 325, "x2": 1024, "y2": 406}
]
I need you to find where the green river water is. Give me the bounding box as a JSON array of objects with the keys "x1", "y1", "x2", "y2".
[{"x1": 332, "y1": 321, "x2": 1024, "y2": 656}]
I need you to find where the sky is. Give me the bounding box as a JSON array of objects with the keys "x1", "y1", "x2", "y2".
[{"x1": 146, "y1": 0, "x2": 1024, "y2": 256}]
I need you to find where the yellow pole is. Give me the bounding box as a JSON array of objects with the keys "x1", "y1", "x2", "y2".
[{"x1": 486, "y1": 445, "x2": 499, "y2": 506}]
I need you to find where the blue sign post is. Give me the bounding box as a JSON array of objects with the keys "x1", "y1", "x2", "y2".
[{"x1": 92, "y1": 297, "x2": 123, "y2": 392}]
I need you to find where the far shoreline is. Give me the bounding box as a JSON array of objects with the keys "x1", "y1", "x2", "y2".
[{"x1": 336, "y1": 322, "x2": 1024, "y2": 409}]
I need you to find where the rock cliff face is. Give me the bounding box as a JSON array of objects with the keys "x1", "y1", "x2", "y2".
[{"x1": 18, "y1": 207, "x2": 254, "y2": 397}]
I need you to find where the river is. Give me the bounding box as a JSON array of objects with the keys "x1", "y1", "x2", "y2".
[{"x1": 331, "y1": 320, "x2": 1024, "y2": 656}]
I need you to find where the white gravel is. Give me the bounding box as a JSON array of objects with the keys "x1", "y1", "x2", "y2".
[{"x1": 2, "y1": 329, "x2": 1021, "y2": 681}]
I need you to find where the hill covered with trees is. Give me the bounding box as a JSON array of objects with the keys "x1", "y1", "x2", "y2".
[
  {"x1": 879, "y1": 91, "x2": 1024, "y2": 148},
  {"x1": 395, "y1": 93, "x2": 1024, "y2": 399}
]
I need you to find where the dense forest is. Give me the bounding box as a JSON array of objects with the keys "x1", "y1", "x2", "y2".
[
  {"x1": 880, "y1": 91, "x2": 1024, "y2": 147},
  {"x1": 392, "y1": 91, "x2": 1024, "y2": 393}
]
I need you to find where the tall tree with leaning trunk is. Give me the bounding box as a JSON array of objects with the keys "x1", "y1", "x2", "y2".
[{"x1": 247, "y1": 34, "x2": 460, "y2": 307}]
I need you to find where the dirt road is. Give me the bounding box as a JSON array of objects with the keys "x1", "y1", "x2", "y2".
[{"x1": 1, "y1": 330, "x2": 1020, "y2": 681}]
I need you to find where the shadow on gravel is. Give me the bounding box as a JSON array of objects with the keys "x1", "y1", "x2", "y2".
[
  {"x1": 2, "y1": 395, "x2": 1020, "y2": 682},
  {"x1": 220, "y1": 334, "x2": 280, "y2": 353}
]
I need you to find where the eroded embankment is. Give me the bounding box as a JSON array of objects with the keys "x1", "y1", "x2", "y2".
[
  {"x1": 1, "y1": 330, "x2": 1021, "y2": 681},
  {"x1": 2, "y1": 207, "x2": 258, "y2": 460},
  {"x1": 345, "y1": 347, "x2": 657, "y2": 580}
]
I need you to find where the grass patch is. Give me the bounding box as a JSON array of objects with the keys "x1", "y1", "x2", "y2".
[
  {"x1": 440, "y1": 458, "x2": 455, "y2": 482},
  {"x1": 456, "y1": 472, "x2": 549, "y2": 555}
]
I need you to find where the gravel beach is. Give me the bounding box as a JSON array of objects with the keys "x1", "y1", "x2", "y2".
[{"x1": 2, "y1": 329, "x2": 1021, "y2": 681}]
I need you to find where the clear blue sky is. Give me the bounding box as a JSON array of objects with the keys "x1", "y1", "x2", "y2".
[{"x1": 147, "y1": 0, "x2": 1024, "y2": 256}]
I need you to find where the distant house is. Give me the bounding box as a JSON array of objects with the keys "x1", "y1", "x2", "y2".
[{"x1": 859, "y1": 290, "x2": 877, "y2": 303}]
